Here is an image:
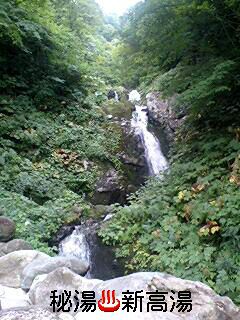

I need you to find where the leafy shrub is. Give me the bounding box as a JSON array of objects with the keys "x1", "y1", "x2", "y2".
[{"x1": 100, "y1": 131, "x2": 240, "y2": 304}]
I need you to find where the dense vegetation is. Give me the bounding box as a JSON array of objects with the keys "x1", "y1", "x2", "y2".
[
  {"x1": 0, "y1": 0, "x2": 121, "y2": 253},
  {"x1": 100, "y1": 0, "x2": 240, "y2": 304},
  {"x1": 1, "y1": 0, "x2": 239, "y2": 305}
]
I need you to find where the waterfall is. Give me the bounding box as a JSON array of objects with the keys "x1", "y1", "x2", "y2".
[
  {"x1": 129, "y1": 90, "x2": 141, "y2": 102},
  {"x1": 59, "y1": 224, "x2": 124, "y2": 280},
  {"x1": 59, "y1": 226, "x2": 91, "y2": 266},
  {"x1": 58, "y1": 89, "x2": 168, "y2": 280},
  {"x1": 130, "y1": 91, "x2": 168, "y2": 176},
  {"x1": 114, "y1": 91, "x2": 119, "y2": 102}
]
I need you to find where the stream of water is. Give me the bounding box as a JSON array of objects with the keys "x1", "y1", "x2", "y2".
[
  {"x1": 59, "y1": 90, "x2": 168, "y2": 280},
  {"x1": 129, "y1": 90, "x2": 168, "y2": 175},
  {"x1": 59, "y1": 224, "x2": 123, "y2": 279},
  {"x1": 59, "y1": 226, "x2": 90, "y2": 265}
]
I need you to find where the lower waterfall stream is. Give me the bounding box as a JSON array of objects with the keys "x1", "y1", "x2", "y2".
[
  {"x1": 59, "y1": 223, "x2": 124, "y2": 280},
  {"x1": 59, "y1": 90, "x2": 168, "y2": 280}
]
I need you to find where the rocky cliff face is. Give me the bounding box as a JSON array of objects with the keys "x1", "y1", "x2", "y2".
[{"x1": 146, "y1": 92, "x2": 186, "y2": 143}]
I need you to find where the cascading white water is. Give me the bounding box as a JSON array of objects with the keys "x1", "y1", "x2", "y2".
[
  {"x1": 129, "y1": 90, "x2": 141, "y2": 102},
  {"x1": 59, "y1": 224, "x2": 124, "y2": 279},
  {"x1": 59, "y1": 226, "x2": 91, "y2": 266},
  {"x1": 114, "y1": 91, "x2": 119, "y2": 102},
  {"x1": 130, "y1": 91, "x2": 168, "y2": 176},
  {"x1": 58, "y1": 89, "x2": 168, "y2": 280}
]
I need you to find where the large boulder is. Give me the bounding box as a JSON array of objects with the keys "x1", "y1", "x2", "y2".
[
  {"x1": 0, "y1": 307, "x2": 62, "y2": 320},
  {"x1": 0, "y1": 285, "x2": 31, "y2": 310},
  {"x1": 0, "y1": 239, "x2": 32, "y2": 256},
  {"x1": 28, "y1": 270, "x2": 240, "y2": 320},
  {"x1": 96, "y1": 169, "x2": 122, "y2": 193},
  {"x1": 75, "y1": 310, "x2": 179, "y2": 320},
  {"x1": 0, "y1": 244, "x2": 5, "y2": 257},
  {"x1": 0, "y1": 250, "x2": 49, "y2": 288},
  {"x1": 1, "y1": 271, "x2": 239, "y2": 319},
  {"x1": 90, "y1": 272, "x2": 240, "y2": 320},
  {"x1": 93, "y1": 169, "x2": 126, "y2": 205},
  {"x1": 29, "y1": 267, "x2": 102, "y2": 308},
  {"x1": 21, "y1": 256, "x2": 90, "y2": 290},
  {"x1": 0, "y1": 217, "x2": 15, "y2": 242},
  {"x1": 118, "y1": 152, "x2": 145, "y2": 167}
]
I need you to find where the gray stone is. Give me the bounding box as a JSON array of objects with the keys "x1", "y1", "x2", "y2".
[
  {"x1": 119, "y1": 152, "x2": 145, "y2": 167},
  {"x1": 90, "y1": 272, "x2": 240, "y2": 319},
  {"x1": 59, "y1": 315, "x2": 75, "y2": 320},
  {"x1": 1, "y1": 271, "x2": 238, "y2": 320},
  {"x1": 93, "y1": 169, "x2": 126, "y2": 205},
  {"x1": 0, "y1": 244, "x2": 5, "y2": 257},
  {"x1": 96, "y1": 169, "x2": 121, "y2": 193},
  {"x1": 0, "y1": 217, "x2": 15, "y2": 242},
  {"x1": 29, "y1": 267, "x2": 102, "y2": 308},
  {"x1": 146, "y1": 92, "x2": 186, "y2": 142},
  {"x1": 0, "y1": 250, "x2": 49, "y2": 288},
  {"x1": 75, "y1": 310, "x2": 179, "y2": 320},
  {"x1": 0, "y1": 307, "x2": 62, "y2": 320},
  {"x1": 21, "y1": 256, "x2": 90, "y2": 290},
  {"x1": 29, "y1": 271, "x2": 240, "y2": 319},
  {"x1": 0, "y1": 285, "x2": 31, "y2": 310},
  {"x1": 1, "y1": 239, "x2": 32, "y2": 255}
]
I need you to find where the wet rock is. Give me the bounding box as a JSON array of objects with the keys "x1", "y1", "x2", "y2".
[
  {"x1": 0, "y1": 244, "x2": 5, "y2": 257},
  {"x1": 51, "y1": 226, "x2": 75, "y2": 246},
  {"x1": 0, "y1": 217, "x2": 15, "y2": 242},
  {"x1": 0, "y1": 250, "x2": 49, "y2": 288},
  {"x1": 96, "y1": 169, "x2": 121, "y2": 193},
  {"x1": 142, "y1": 107, "x2": 148, "y2": 112},
  {"x1": 107, "y1": 90, "x2": 116, "y2": 100},
  {"x1": 0, "y1": 239, "x2": 32, "y2": 256},
  {"x1": 29, "y1": 267, "x2": 102, "y2": 308},
  {"x1": 127, "y1": 184, "x2": 138, "y2": 194},
  {"x1": 93, "y1": 169, "x2": 126, "y2": 205},
  {"x1": 119, "y1": 152, "x2": 145, "y2": 167},
  {"x1": 131, "y1": 105, "x2": 136, "y2": 112},
  {"x1": 146, "y1": 92, "x2": 186, "y2": 142},
  {"x1": 0, "y1": 285, "x2": 31, "y2": 310},
  {"x1": 21, "y1": 256, "x2": 90, "y2": 290}
]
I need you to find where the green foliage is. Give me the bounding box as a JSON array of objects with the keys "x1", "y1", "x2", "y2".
[
  {"x1": 104, "y1": 0, "x2": 240, "y2": 304},
  {"x1": 100, "y1": 130, "x2": 240, "y2": 304},
  {"x1": 0, "y1": 0, "x2": 122, "y2": 251},
  {"x1": 116, "y1": 0, "x2": 240, "y2": 127},
  {"x1": 0, "y1": 187, "x2": 87, "y2": 254}
]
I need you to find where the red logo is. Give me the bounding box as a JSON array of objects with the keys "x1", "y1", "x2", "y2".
[{"x1": 98, "y1": 290, "x2": 121, "y2": 312}]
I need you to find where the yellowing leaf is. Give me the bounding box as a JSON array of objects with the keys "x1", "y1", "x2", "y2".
[
  {"x1": 178, "y1": 191, "x2": 185, "y2": 200},
  {"x1": 198, "y1": 226, "x2": 209, "y2": 237},
  {"x1": 210, "y1": 200, "x2": 217, "y2": 206},
  {"x1": 211, "y1": 226, "x2": 220, "y2": 234}
]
